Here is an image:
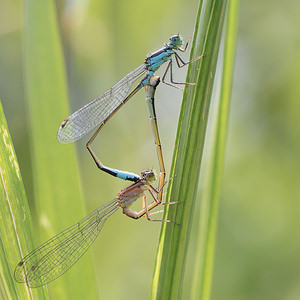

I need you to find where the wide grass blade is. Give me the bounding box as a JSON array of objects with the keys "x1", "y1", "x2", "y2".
[
  {"x1": 0, "y1": 102, "x2": 47, "y2": 299},
  {"x1": 23, "y1": 0, "x2": 97, "y2": 297},
  {"x1": 191, "y1": 1, "x2": 240, "y2": 299},
  {"x1": 150, "y1": 0, "x2": 228, "y2": 299}
]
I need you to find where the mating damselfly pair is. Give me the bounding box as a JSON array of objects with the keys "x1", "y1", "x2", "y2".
[{"x1": 14, "y1": 35, "x2": 204, "y2": 287}]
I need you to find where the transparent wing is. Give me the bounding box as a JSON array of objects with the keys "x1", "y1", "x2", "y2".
[
  {"x1": 14, "y1": 198, "x2": 119, "y2": 288},
  {"x1": 57, "y1": 63, "x2": 147, "y2": 144}
]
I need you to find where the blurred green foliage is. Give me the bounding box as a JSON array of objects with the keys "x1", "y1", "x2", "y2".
[{"x1": 1, "y1": 0, "x2": 300, "y2": 299}]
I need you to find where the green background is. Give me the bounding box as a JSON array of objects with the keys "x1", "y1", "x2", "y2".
[{"x1": 1, "y1": 0, "x2": 299, "y2": 299}]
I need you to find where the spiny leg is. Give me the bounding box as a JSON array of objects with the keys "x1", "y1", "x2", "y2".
[
  {"x1": 161, "y1": 61, "x2": 184, "y2": 90},
  {"x1": 162, "y1": 55, "x2": 204, "y2": 88},
  {"x1": 147, "y1": 178, "x2": 171, "y2": 200},
  {"x1": 142, "y1": 194, "x2": 178, "y2": 224},
  {"x1": 174, "y1": 52, "x2": 205, "y2": 69},
  {"x1": 144, "y1": 185, "x2": 180, "y2": 223},
  {"x1": 122, "y1": 184, "x2": 179, "y2": 223}
]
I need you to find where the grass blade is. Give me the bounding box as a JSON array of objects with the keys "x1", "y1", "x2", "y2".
[
  {"x1": 191, "y1": 1, "x2": 240, "y2": 299},
  {"x1": 23, "y1": 1, "x2": 97, "y2": 297},
  {"x1": 150, "y1": 0, "x2": 228, "y2": 299},
  {"x1": 0, "y1": 102, "x2": 47, "y2": 299}
]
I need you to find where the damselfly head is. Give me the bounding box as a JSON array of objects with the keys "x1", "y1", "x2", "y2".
[
  {"x1": 169, "y1": 34, "x2": 183, "y2": 48},
  {"x1": 140, "y1": 170, "x2": 156, "y2": 182}
]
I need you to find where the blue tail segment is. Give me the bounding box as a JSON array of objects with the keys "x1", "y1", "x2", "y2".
[{"x1": 101, "y1": 166, "x2": 140, "y2": 182}]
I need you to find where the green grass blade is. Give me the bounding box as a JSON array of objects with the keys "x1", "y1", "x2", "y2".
[
  {"x1": 191, "y1": 1, "x2": 240, "y2": 299},
  {"x1": 150, "y1": 1, "x2": 228, "y2": 299},
  {"x1": 0, "y1": 102, "x2": 48, "y2": 299},
  {"x1": 23, "y1": 1, "x2": 97, "y2": 298}
]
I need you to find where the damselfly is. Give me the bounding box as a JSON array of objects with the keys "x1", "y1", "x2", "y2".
[
  {"x1": 57, "y1": 35, "x2": 204, "y2": 182},
  {"x1": 14, "y1": 170, "x2": 176, "y2": 288}
]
